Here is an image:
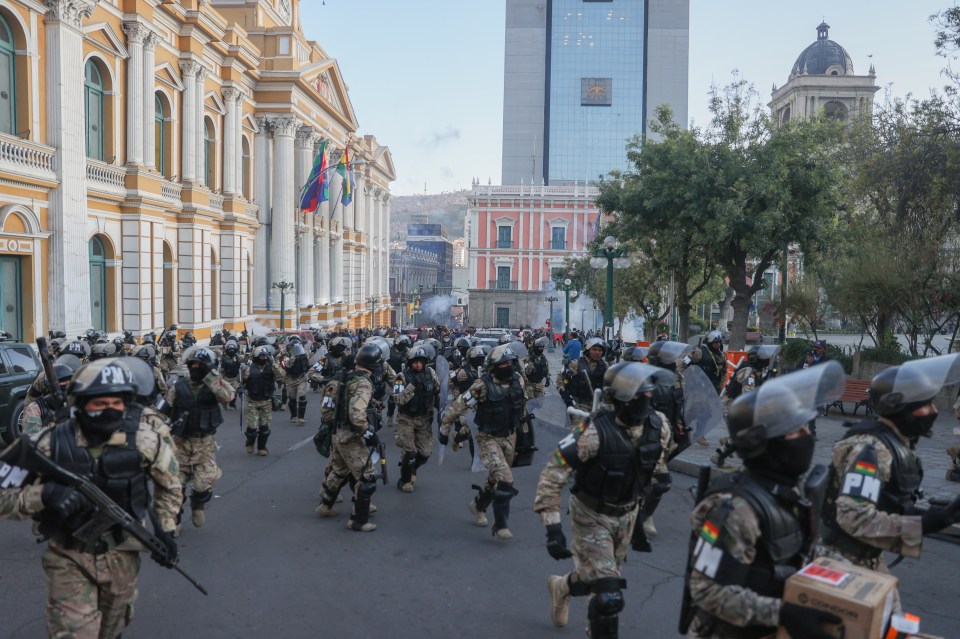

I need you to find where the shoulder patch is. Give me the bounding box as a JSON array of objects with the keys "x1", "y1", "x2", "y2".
[
  {"x1": 840, "y1": 444, "x2": 882, "y2": 504},
  {"x1": 555, "y1": 422, "x2": 586, "y2": 468}
]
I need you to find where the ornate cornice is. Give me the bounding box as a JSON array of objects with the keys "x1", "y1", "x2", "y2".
[
  {"x1": 122, "y1": 22, "x2": 150, "y2": 45},
  {"x1": 44, "y1": 0, "x2": 98, "y2": 30}
]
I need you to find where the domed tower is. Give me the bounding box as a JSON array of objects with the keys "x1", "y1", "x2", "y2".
[{"x1": 769, "y1": 23, "x2": 879, "y2": 125}]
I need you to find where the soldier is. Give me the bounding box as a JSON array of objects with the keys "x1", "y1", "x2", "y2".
[
  {"x1": 166, "y1": 347, "x2": 235, "y2": 533},
  {"x1": 711, "y1": 344, "x2": 781, "y2": 468},
  {"x1": 386, "y1": 335, "x2": 410, "y2": 425},
  {"x1": 242, "y1": 346, "x2": 286, "y2": 456},
  {"x1": 440, "y1": 344, "x2": 526, "y2": 539},
  {"x1": 559, "y1": 337, "x2": 607, "y2": 412},
  {"x1": 316, "y1": 343, "x2": 385, "y2": 532},
  {"x1": 683, "y1": 363, "x2": 846, "y2": 639},
  {"x1": 449, "y1": 345, "x2": 488, "y2": 450},
  {"x1": 130, "y1": 343, "x2": 167, "y2": 405},
  {"x1": 394, "y1": 346, "x2": 440, "y2": 492},
  {"x1": 283, "y1": 337, "x2": 311, "y2": 424},
  {"x1": 535, "y1": 362, "x2": 673, "y2": 637},
  {"x1": 0, "y1": 358, "x2": 181, "y2": 639},
  {"x1": 158, "y1": 325, "x2": 181, "y2": 375},
  {"x1": 689, "y1": 330, "x2": 727, "y2": 395},
  {"x1": 322, "y1": 335, "x2": 354, "y2": 379},
  {"x1": 450, "y1": 336, "x2": 472, "y2": 370},
  {"x1": 181, "y1": 331, "x2": 197, "y2": 348},
  {"x1": 20, "y1": 361, "x2": 77, "y2": 435},
  {"x1": 636, "y1": 340, "x2": 694, "y2": 538},
  {"x1": 220, "y1": 339, "x2": 244, "y2": 410},
  {"x1": 819, "y1": 354, "x2": 960, "y2": 599},
  {"x1": 524, "y1": 336, "x2": 551, "y2": 403}
]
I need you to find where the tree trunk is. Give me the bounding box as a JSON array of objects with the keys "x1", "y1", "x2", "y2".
[
  {"x1": 677, "y1": 301, "x2": 692, "y2": 342},
  {"x1": 718, "y1": 287, "x2": 735, "y2": 332},
  {"x1": 729, "y1": 291, "x2": 752, "y2": 350}
]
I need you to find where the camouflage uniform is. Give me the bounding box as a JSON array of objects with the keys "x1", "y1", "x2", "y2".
[
  {"x1": 559, "y1": 358, "x2": 606, "y2": 413},
  {"x1": 0, "y1": 408, "x2": 181, "y2": 639},
  {"x1": 220, "y1": 351, "x2": 244, "y2": 409},
  {"x1": 524, "y1": 352, "x2": 550, "y2": 400},
  {"x1": 394, "y1": 366, "x2": 440, "y2": 491},
  {"x1": 534, "y1": 409, "x2": 671, "y2": 630},
  {"x1": 317, "y1": 368, "x2": 380, "y2": 531},
  {"x1": 158, "y1": 338, "x2": 181, "y2": 375},
  {"x1": 21, "y1": 394, "x2": 69, "y2": 436},
  {"x1": 166, "y1": 370, "x2": 234, "y2": 530},
  {"x1": 690, "y1": 345, "x2": 727, "y2": 395},
  {"x1": 243, "y1": 359, "x2": 286, "y2": 455},
  {"x1": 816, "y1": 421, "x2": 924, "y2": 610},
  {"x1": 284, "y1": 353, "x2": 311, "y2": 423}
]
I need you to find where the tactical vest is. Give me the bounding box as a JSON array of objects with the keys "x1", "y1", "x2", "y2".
[
  {"x1": 475, "y1": 373, "x2": 524, "y2": 436},
  {"x1": 41, "y1": 407, "x2": 149, "y2": 546},
  {"x1": 568, "y1": 357, "x2": 606, "y2": 403},
  {"x1": 245, "y1": 363, "x2": 276, "y2": 401},
  {"x1": 651, "y1": 376, "x2": 683, "y2": 428},
  {"x1": 286, "y1": 354, "x2": 309, "y2": 378},
  {"x1": 573, "y1": 409, "x2": 662, "y2": 508},
  {"x1": 696, "y1": 345, "x2": 725, "y2": 390},
  {"x1": 456, "y1": 364, "x2": 478, "y2": 393},
  {"x1": 322, "y1": 355, "x2": 344, "y2": 379},
  {"x1": 388, "y1": 347, "x2": 404, "y2": 375},
  {"x1": 36, "y1": 395, "x2": 56, "y2": 426},
  {"x1": 527, "y1": 354, "x2": 549, "y2": 384},
  {"x1": 221, "y1": 354, "x2": 241, "y2": 378},
  {"x1": 172, "y1": 377, "x2": 223, "y2": 437},
  {"x1": 696, "y1": 471, "x2": 808, "y2": 639},
  {"x1": 821, "y1": 420, "x2": 923, "y2": 559},
  {"x1": 400, "y1": 370, "x2": 434, "y2": 417},
  {"x1": 725, "y1": 362, "x2": 763, "y2": 400},
  {"x1": 370, "y1": 366, "x2": 387, "y2": 402},
  {"x1": 336, "y1": 371, "x2": 371, "y2": 432}
]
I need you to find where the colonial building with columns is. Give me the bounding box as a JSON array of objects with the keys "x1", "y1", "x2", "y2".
[{"x1": 0, "y1": 0, "x2": 394, "y2": 342}]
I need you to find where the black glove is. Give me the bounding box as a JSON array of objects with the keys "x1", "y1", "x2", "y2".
[
  {"x1": 545, "y1": 376, "x2": 550, "y2": 387},
  {"x1": 779, "y1": 602, "x2": 842, "y2": 639},
  {"x1": 363, "y1": 430, "x2": 380, "y2": 448},
  {"x1": 438, "y1": 431, "x2": 449, "y2": 446},
  {"x1": 41, "y1": 482, "x2": 90, "y2": 524},
  {"x1": 545, "y1": 524, "x2": 573, "y2": 560},
  {"x1": 151, "y1": 528, "x2": 179, "y2": 568}
]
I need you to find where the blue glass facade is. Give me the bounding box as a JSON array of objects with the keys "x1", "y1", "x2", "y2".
[{"x1": 546, "y1": 0, "x2": 646, "y2": 184}]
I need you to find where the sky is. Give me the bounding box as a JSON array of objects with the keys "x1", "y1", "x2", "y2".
[{"x1": 302, "y1": 0, "x2": 954, "y2": 197}]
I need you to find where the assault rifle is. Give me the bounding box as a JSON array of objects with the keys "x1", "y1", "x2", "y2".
[
  {"x1": 6, "y1": 435, "x2": 208, "y2": 595},
  {"x1": 35, "y1": 337, "x2": 65, "y2": 412}
]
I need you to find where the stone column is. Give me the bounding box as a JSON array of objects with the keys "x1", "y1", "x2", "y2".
[
  {"x1": 44, "y1": 0, "x2": 97, "y2": 333},
  {"x1": 364, "y1": 181, "x2": 374, "y2": 304},
  {"x1": 179, "y1": 61, "x2": 200, "y2": 182},
  {"x1": 315, "y1": 137, "x2": 331, "y2": 306},
  {"x1": 142, "y1": 31, "x2": 158, "y2": 169},
  {"x1": 123, "y1": 22, "x2": 147, "y2": 165},
  {"x1": 268, "y1": 115, "x2": 299, "y2": 308},
  {"x1": 382, "y1": 196, "x2": 390, "y2": 296},
  {"x1": 222, "y1": 87, "x2": 240, "y2": 194},
  {"x1": 295, "y1": 126, "x2": 315, "y2": 307},
  {"x1": 234, "y1": 90, "x2": 245, "y2": 193},
  {"x1": 328, "y1": 147, "x2": 344, "y2": 303},
  {"x1": 252, "y1": 116, "x2": 271, "y2": 309},
  {"x1": 373, "y1": 191, "x2": 382, "y2": 298},
  {"x1": 195, "y1": 67, "x2": 208, "y2": 186}
]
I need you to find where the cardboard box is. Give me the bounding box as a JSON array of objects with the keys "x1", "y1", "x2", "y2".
[{"x1": 776, "y1": 557, "x2": 897, "y2": 639}]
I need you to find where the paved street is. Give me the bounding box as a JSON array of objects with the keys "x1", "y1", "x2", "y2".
[{"x1": 0, "y1": 348, "x2": 958, "y2": 638}]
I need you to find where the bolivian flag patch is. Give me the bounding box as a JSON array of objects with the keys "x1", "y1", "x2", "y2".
[
  {"x1": 854, "y1": 461, "x2": 877, "y2": 477},
  {"x1": 700, "y1": 521, "x2": 719, "y2": 544}
]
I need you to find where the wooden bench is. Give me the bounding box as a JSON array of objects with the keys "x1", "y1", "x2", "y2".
[{"x1": 824, "y1": 378, "x2": 872, "y2": 416}]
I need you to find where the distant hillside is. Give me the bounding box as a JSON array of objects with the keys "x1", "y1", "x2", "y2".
[{"x1": 390, "y1": 190, "x2": 470, "y2": 241}]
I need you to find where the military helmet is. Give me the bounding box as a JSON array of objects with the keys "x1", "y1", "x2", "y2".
[
  {"x1": 407, "y1": 346, "x2": 432, "y2": 365},
  {"x1": 142, "y1": 331, "x2": 156, "y2": 344},
  {"x1": 356, "y1": 343, "x2": 385, "y2": 370},
  {"x1": 132, "y1": 343, "x2": 159, "y2": 362},
  {"x1": 89, "y1": 342, "x2": 117, "y2": 360},
  {"x1": 117, "y1": 357, "x2": 157, "y2": 398},
  {"x1": 365, "y1": 336, "x2": 392, "y2": 362},
  {"x1": 330, "y1": 336, "x2": 353, "y2": 350},
  {"x1": 253, "y1": 336, "x2": 269, "y2": 347},
  {"x1": 705, "y1": 330, "x2": 724, "y2": 345},
  {"x1": 224, "y1": 339, "x2": 239, "y2": 353},
  {"x1": 467, "y1": 345, "x2": 489, "y2": 367},
  {"x1": 395, "y1": 334, "x2": 412, "y2": 349},
  {"x1": 455, "y1": 337, "x2": 472, "y2": 351},
  {"x1": 287, "y1": 342, "x2": 306, "y2": 357},
  {"x1": 533, "y1": 336, "x2": 550, "y2": 351},
  {"x1": 646, "y1": 340, "x2": 694, "y2": 366},
  {"x1": 287, "y1": 334, "x2": 302, "y2": 344},
  {"x1": 870, "y1": 353, "x2": 960, "y2": 417},
  {"x1": 497, "y1": 334, "x2": 512, "y2": 345},
  {"x1": 425, "y1": 337, "x2": 442, "y2": 352},
  {"x1": 584, "y1": 337, "x2": 606, "y2": 353},
  {"x1": 602, "y1": 362, "x2": 671, "y2": 403},
  {"x1": 728, "y1": 361, "x2": 845, "y2": 459},
  {"x1": 745, "y1": 344, "x2": 781, "y2": 365},
  {"x1": 486, "y1": 344, "x2": 520, "y2": 370},
  {"x1": 67, "y1": 358, "x2": 136, "y2": 401},
  {"x1": 254, "y1": 345, "x2": 273, "y2": 360},
  {"x1": 621, "y1": 346, "x2": 648, "y2": 363},
  {"x1": 184, "y1": 346, "x2": 219, "y2": 370},
  {"x1": 53, "y1": 362, "x2": 77, "y2": 382},
  {"x1": 63, "y1": 340, "x2": 91, "y2": 359}
]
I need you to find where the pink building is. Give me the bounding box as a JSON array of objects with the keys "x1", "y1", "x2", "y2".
[{"x1": 466, "y1": 183, "x2": 600, "y2": 328}]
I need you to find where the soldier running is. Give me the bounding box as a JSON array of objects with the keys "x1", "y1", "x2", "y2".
[
  {"x1": 394, "y1": 345, "x2": 440, "y2": 492},
  {"x1": 242, "y1": 346, "x2": 286, "y2": 455}
]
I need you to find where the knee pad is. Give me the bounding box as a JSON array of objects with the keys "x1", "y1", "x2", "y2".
[
  {"x1": 591, "y1": 578, "x2": 626, "y2": 615},
  {"x1": 358, "y1": 479, "x2": 377, "y2": 497},
  {"x1": 244, "y1": 428, "x2": 258, "y2": 437},
  {"x1": 414, "y1": 453, "x2": 429, "y2": 468},
  {"x1": 259, "y1": 427, "x2": 272, "y2": 437},
  {"x1": 403, "y1": 451, "x2": 418, "y2": 466},
  {"x1": 568, "y1": 575, "x2": 591, "y2": 597},
  {"x1": 298, "y1": 397, "x2": 307, "y2": 405},
  {"x1": 190, "y1": 489, "x2": 213, "y2": 508},
  {"x1": 494, "y1": 481, "x2": 518, "y2": 503}
]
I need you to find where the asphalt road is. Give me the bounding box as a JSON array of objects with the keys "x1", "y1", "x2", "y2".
[{"x1": 1, "y1": 363, "x2": 958, "y2": 638}]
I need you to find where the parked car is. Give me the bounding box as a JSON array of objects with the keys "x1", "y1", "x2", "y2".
[{"x1": 0, "y1": 333, "x2": 42, "y2": 444}]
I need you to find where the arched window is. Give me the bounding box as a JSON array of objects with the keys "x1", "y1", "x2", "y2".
[
  {"x1": 85, "y1": 60, "x2": 105, "y2": 160},
  {"x1": 89, "y1": 236, "x2": 107, "y2": 330},
  {"x1": 0, "y1": 14, "x2": 16, "y2": 135},
  {"x1": 204, "y1": 118, "x2": 215, "y2": 188},
  {"x1": 155, "y1": 93, "x2": 167, "y2": 175},
  {"x1": 241, "y1": 136, "x2": 251, "y2": 199}
]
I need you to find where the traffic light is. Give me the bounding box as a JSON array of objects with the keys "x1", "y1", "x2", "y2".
[{"x1": 407, "y1": 303, "x2": 414, "y2": 315}]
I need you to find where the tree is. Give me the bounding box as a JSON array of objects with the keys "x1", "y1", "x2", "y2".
[
  {"x1": 779, "y1": 274, "x2": 829, "y2": 339},
  {"x1": 597, "y1": 106, "x2": 720, "y2": 341}
]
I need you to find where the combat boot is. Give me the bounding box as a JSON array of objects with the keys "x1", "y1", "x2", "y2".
[
  {"x1": 288, "y1": 399, "x2": 297, "y2": 423},
  {"x1": 348, "y1": 479, "x2": 377, "y2": 532},
  {"x1": 469, "y1": 484, "x2": 494, "y2": 527},
  {"x1": 257, "y1": 428, "x2": 271, "y2": 456},
  {"x1": 397, "y1": 452, "x2": 416, "y2": 492},
  {"x1": 244, "y1": 428, "x2": 257, "y2": 455},
  {"x1": 412, "y1": 453, "x2": 429, "y2": 487},
  {"x1": 295, "y1": 398, "x2": 307, "y2": 424},
  {"x1": 491, "y1": 481, "x2": 518, "y2": 540},
  {"x1": 642, "y1": 516, "x2": 657, "y2": 537},
  {"x1": 548, "y1": 575, "x2": 570, "y2": 628},
  {"x1": 192, "y1": 509, "x2": 205, "y2": 527},
  {"x1": 189, "y1": 489, "x2": 212, "y2": 528}
]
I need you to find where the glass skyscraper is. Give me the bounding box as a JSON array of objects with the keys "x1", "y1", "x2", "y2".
[{"x1": 501, "y1": 0, "x2": 689, "y2": 186}]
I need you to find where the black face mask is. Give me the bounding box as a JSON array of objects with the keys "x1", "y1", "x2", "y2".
[
  {"x1": 189, "y1": 367, "x2": 207, "y2": 382},
  {"x1": 618, "y1": 395, "x2": 651, "y2": 426},
  {"x1": 493, "y1": 365, "x2": 513, "y2": 381},
  {"x1": 895, "y1": 410, "x2": 938, "y2": 440},
  {"x1": 77, "y1": 407, "x2": 125, "y2": 446},
  {"x1": 748, "y1": 434, "x2": 815, "y2": 481}
]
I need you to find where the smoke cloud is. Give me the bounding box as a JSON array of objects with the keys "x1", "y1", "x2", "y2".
[{"x1": 420, "y1": 295, "x2": 456, "y2": 324}]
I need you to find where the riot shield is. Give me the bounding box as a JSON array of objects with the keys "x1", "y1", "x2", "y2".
[
  {"x1": 435, "y1": 354, "x2": 450, "y2": 465},
  {"x1": 674, "y1": 366, "x2": 725, "y2": 459}
]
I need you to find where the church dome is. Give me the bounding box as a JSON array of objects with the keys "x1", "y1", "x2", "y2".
[{"x1": 791, "y1": 23, "x2": 854, "y2": 77}]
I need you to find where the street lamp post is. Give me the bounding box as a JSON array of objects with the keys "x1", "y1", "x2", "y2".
[
  {"x1": 559, "y1": 277, "x2": 579, "y2": 341},
  {"x1": 590, "y1": 236, "x2": 631, "y2": 343},
  {"x1": 272, "y1": 281, "x2": 295, "y2": 330},
  {"x1": 367, "y1": 296, "x2": 378, "y2": 329},
  {"x1": 544, "y1": 295, "x2": 558, "y2": 352}
]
